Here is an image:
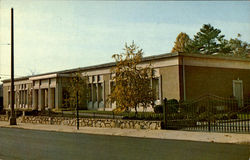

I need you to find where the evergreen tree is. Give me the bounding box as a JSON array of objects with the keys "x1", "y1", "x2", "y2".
[{"x1": 191, "y1": 24, "x2": 225, "y2": 55}]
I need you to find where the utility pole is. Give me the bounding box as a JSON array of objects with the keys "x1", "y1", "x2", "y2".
[
  {"x1": 10, "y1": 8, "x2": 16, "y2": 125},
  {"x1": 76, "y1": 86, "x2": 79, "y2": 130}
]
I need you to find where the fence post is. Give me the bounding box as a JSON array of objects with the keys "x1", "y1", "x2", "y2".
[
  {"x1": 163, "y1": 98, "x2": 167, "y2": 129},
  {"x1": 208, "y1": 98, "x2": 211, "y2": 132}
]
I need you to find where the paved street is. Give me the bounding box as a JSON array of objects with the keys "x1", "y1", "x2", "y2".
[{"x1": 0, "y1": 127, "x2": 249, "y2": 160}]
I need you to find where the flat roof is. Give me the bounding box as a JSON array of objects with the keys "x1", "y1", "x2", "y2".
[{"x1": 2, "y1": 52, "x2": 249, "y2": 83}]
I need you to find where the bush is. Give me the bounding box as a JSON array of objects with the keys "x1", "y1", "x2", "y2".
[
  {"x1": 229, "y1": 113, "x2": 238, "y2": 119},
  {"x1": 154, "y1": 105, "x2": 163, "y2": 113},
  {"x1": 25, "y1": 110, "x2": 38, "y2": 116},
  {"x1": 167, "y1": 99, "x2": 179, "y2": 113}
]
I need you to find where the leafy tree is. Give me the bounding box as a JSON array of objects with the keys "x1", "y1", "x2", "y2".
[
  {"x1": 63, "y1": 72, "x2": 89, "y2": 110},
  {"x1": 109, "y1": 42, "x2": 155, "y2": 115},
  {"x1": 171, "y1": 32, "x2": 192, "y2": 53},
  {"x1": 190, "y1": 24, "x2": 225, "y2": 54},
  {"x1": 227, "y1": 34, "x2": 250, "y2": 57}
]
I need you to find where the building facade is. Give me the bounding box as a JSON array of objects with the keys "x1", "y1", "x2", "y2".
[{"x1": 2, "y1": 53, "x2": 250, "y2": 112}]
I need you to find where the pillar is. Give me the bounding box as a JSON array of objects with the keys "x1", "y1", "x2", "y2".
[
  {"x1": 19, "y1": 90, "x2": 22, "y2": 108},
  {"x1": 32, "y1": 89, "x2": 38, "y2": 110},
  {"x1": 91, "y1": 83, "x2": 94, "y2": 108},
  {"x1": 55, "y1": 80, "x2": 62, "y2": 110},
  {"x1": 45, "y1": 89, "x2": 48, "y2": 108},
  {"x1": 109, "y1": 81, "x2": 112, "y2": 108},
  {"x1": 26, "y1": 90, "x2": 28, "y2": 108},
  {"x1": 48, "y1": 88, "x2": 55, "y2": 109},
  {"x1": 102, "y1": 81, "x2": 105, "y2": 110},
  {"x1": 159, "y1": 75, "x2": 162, "y2": 101},
  {"x1": 38, "y1": 89, "x2": 45, "y2": 111},
  {"x1": 97, "y1": 83, "x2": 99, "y2": 108}
]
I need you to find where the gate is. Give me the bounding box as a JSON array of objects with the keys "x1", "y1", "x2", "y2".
[{"x1": 162, "y1": 95, "x2": 250, "y2": 133}]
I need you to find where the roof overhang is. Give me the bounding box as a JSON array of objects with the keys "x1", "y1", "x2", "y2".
[{"x1": 29, "y1": 73, "x2": 72, "y2": 81}]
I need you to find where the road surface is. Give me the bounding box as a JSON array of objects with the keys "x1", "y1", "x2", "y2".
[{"x1": 0, "y1": 127, "x2": 249, "y2": 160}]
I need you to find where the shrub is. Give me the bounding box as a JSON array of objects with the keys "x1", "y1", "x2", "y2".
[
  {"x1": 229, "y1": 113, "x2": 238, "y2": 119},
  {"x1": 154, "y1": 105, "x2": 163, "y2": 113},
  {"x1": 167, "y1": 99, "x2": 179, "y2": 113}
]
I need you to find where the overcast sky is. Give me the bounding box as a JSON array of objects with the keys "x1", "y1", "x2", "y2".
[{"x1": 0, "y1": 1, "x2": 249, "y2": 82}]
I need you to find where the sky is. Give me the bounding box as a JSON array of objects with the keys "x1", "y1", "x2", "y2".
[{"x1": 0, "y1": 1, "x2": 249, "y2": 82}]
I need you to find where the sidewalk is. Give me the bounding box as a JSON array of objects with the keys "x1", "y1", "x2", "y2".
[{"x1": 0, "y1": 121, "x2": 249, "y2": 144}]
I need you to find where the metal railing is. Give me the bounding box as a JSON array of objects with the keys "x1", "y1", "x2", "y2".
[{"x1": 163, "y1": 95, "x2": 250, "y2": 133}]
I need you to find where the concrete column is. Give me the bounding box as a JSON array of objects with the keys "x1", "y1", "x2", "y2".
[
  {"x1": 97, "y1": 83, "x2": 99, "y2": 108},
  {"x1": 7, "y1": 91, "x2": 9, "y2": 108},
  {"x1": 45, "y1": 89, "x2": 48, "y2": 108},
  {"x1": 48, "y1": 88, "x2": 55, "y2": 109},
  {"x1": 55, "y1": 79, "x2": 62, "y2": 110},
  {"x1": 21, "y1": 90, "x2": 23, "y2": 108},
  {"x1": 19, "y1": 90, "x2": 22, "y2": 108},
  {"x1": 91, "y1": 83, "x2": 94, "y2": 108},
  {"x1": 32, "y1": 89, "x2": 38, "y2": 110},
  {"x1": 109, "y1": 81, "x2": 112, "y2": 108},
  {"x1": 21, "y1": 90, "x2": 24, "y2": 107},
  {"x1": 159, "y1": 75, "x2": 162, "y2": 101},
  {"x1": 26, "y1": 90, "x2": 28, "y2": 108},
  {"x1": 102, "y1": 81, "x2": 105, "y2": 110},
  {"x1": 14, "y1": 91, "x2": 16, "y2": 109},
  {"x1": 38, "y1": 89, "x2": 45, "y2": 111},
  {"x1": 27, "y1": 89, "x2": 30, "y2": 108},
  {"x1": 48, "y1": 88, "x2": 51, "y2": 109}
]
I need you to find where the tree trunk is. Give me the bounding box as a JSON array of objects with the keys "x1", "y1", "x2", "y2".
[{"x1": 135, "y1": 105, "x2": 138, "y2": 118}]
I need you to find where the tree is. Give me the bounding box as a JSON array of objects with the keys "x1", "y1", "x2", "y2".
[
  {"x1": 171, "y1": 32, "x2": 192, "y2": 53},
  {"x1": 227, "y1": 34, "x2": 250, "y2": 57},
  {"x1": 63, "y1": 72, "x2": 89, "y2": 110},
  {"x1": 109, "y1": 42, "x2": 155, "y2": 115},
  {"x1": 190, "y1": 24, "x2": 225, "y2": 55},
  {"x1": 172, "y1": 24, "x2": 250, "y2": 57}
]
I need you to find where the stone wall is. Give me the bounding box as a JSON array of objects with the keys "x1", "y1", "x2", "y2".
[
  {"x1": 0, "y1": 115, "x2": 161, "y2": 130},
  {"x1": 0, "y1": 115, "x2": 8, "y2": 121}
]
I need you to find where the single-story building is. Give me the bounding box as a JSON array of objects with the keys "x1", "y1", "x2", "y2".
[{"x1": 1, "y1": 53, "x2": 250, "y2": 112}]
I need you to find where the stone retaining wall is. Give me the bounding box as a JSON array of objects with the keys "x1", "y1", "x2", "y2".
[
  {"x1": 0, "y1": 115, "x2": 161, "y2": 130},
  {"x1": 0, "y1": 115, "x2": 8, "y2": 121}
]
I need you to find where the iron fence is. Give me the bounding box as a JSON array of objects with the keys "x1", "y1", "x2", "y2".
[
  {"x1": 36, "y1": 109, "x2": 163, "y2": 121},
  {"x1": 163, "y1": 95, "x2": 250, "y2": 133}
]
